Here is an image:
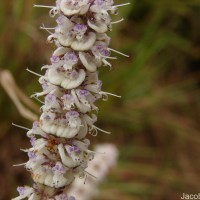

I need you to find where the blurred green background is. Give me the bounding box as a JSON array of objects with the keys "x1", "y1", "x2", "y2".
[{"x1": 0, "y1": 0, "x2": 200, "y2": 199}]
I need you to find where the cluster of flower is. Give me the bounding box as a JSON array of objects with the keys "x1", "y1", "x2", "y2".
[
  {"x1": 68, "y1": 144, "x2": 118, "y2": 200},
  {"x1": 15, "y1": 184, "x2": 75, "y2": 200},
  {"x1": 13, "y1": 0, "x2": 129, "y2": 199}
]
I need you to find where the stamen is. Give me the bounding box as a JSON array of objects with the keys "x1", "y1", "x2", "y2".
[
  {"x1": 33, "y1": 4, "x2": 55, "y2": 9},
  {"x1": 41, "y1": 65, "x2": 51, "y2": 70},
  {"x1": 49, "y1": 8, "x2": 58, "y2": 18},
  {"x1": 31, "y1": 88, "x2": 56, "y2": 98},
  {"x1": 108, "y1": 48, "x2": 129, "y2": 57},
  {"x1": 40, "y1": 26, "x2": 55, "y2": 30},
  {"x1": 30, "y1": 92, "x2": 47, "y2": 98},
  {"x1": 40, "y1": 24, "x2": 54, "y2": 34},
  {"x1": 49, "y1": 88, "x2": 57, "y2": 95},
  {"x1": 102, "y1": 56, "x2": 117, "y2": 60},
  {"x1": 13, "y1": 162, "x2": 27, "y2": 167},
  {"x1": 113, "y1": 3, "x2": 131, "y2": 8},
  {"x1": 111, "y1": 18, "x2": 124, "y2": 24},
  {"x1": 92, "y1": 125, "x2": 111, "y2": 134},
  {"x1": 102, "y1": 59, "x2": 112, "y2": 68},
  {"x1": 89, "y1": 128, "x2": 98, "y2": 137},
  {"x1": 99, "y1": 91, "x2": 121, "y2": 98},
  {"x1": 84, "y1": 170, "x2": 97, "y2": 179},
  {"x1": 12, "y1": 123, "x2": 30, "y2": 131},
  {"x1": 33, "y1": 96, "x2": 45, "y2": 104},
  {"x1": 20, "y1": 148, "x2": 29, "y2": 152},
  {"x1": 87, "y1": 150, "x2": 105, "y2": 155},
  {"x1": 26, "y1": 68, "x2": 42, "y2": 77}
]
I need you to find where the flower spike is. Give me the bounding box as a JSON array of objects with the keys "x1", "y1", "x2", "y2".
[{"x1": 13, "y1": 0, "x2": 128, "y2": 199}]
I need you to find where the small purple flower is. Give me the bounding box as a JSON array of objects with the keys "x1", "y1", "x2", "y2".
[
  {"x1": 73, "y1": 24, "x2": 87, "y2": 34},
  {"x1": 52, "y1": 163, "x2": 66, "y2": 174},
  {"x1": 17, "y1": 186, "x2": 26, "y2": 196},
  {"x1": 66, "y1": 111, "x2": 79, "y2": 118},
  {"x1": 69, "y1": 70, "x2": 78, "y2": 79},
  {"x1": 72, "y1": 24, "x2": 88, "y2": 40},
  {"x1": 28, "y1": 151, "x2": 36, "y2": 160},
  {"x1": 101, "y1": 49, "x2": 110, "y2": 57},
  {"x1": 63, "y1": 94, "x2": 74, "y2": 101},
  {"x1": 93, "y1": 44, "x2": 110, "y2": 58},
  {"x1": 68, "y1": 145, "x2": 81, "y2": 154},
  {"x1": 30, "y1": 137, "x2": 36, "y2": 146},
  {"x1": 79, "y1": 89, "x2": 89, "y2": 96},
  {"x1": 96, "y1": 45, "x2": 103, "y2": 51},
  {"x1": 64, "y1": 52, "x2": 78, "y2": 63},
  {"x1": 43, "y1": 113, "x2": 51, "y2": 121},
  {"x1": 42, "y1": 82, "x2": 48, "y2": 91},
  {"x1": 56, "y1": 15, "x2": 65, "y2": 25},
  {"x1": 45, "y1": 94, "x2": 57, "y2": 104},
  {"x1": 50, "y1": 55, "x2": 60, "y2": 64}
]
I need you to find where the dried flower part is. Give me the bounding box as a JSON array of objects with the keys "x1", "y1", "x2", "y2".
[{"x1": 14, "y1": 0, "x2": 129, "y2": 199}]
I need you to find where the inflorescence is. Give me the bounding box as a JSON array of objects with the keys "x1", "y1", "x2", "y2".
[{"x1": 13, "y1": 0, "x2": 129, "y2": 199}]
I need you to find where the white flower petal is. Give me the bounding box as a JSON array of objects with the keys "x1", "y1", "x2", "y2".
[
  {"x1": 60, "y1": 69, "x2": 86, "y2": 89},
  {"x1": 58, "y1": 144, "x2": 77, "y2": 168},
  {"x1": 76, "y1": 118, "x2": 88, "y2": 139},
  {"x1": 79, "y1": 52, "x2": 100, "y2": 72},
  {"x1": 71, "y1": 32, "x2": 96, "y2": 51},
  {"x1": 79, "y1": 4, "x2": 90, "y2": 15},
  {"x1": 88, "y1": 19, "x2": 108, "y2": 33},
  {"x1": 60, "y1": 2, "x2": 81, "y2": 16},
  {"x1": 53, "y1": 47, "x2": 70, "y2": 57},
  {"x1": 40, "y1": 120, "x2": 80, "y2": 138},
  {"x1": 71, "y1": 90, "x2": 91, "y2": 113},
  {"x1": 47, "y1": 69, "x2": 65, "y2": 86},
  {"x1": 57, "y1": 34, "x2": 74, "y2": 47}
]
